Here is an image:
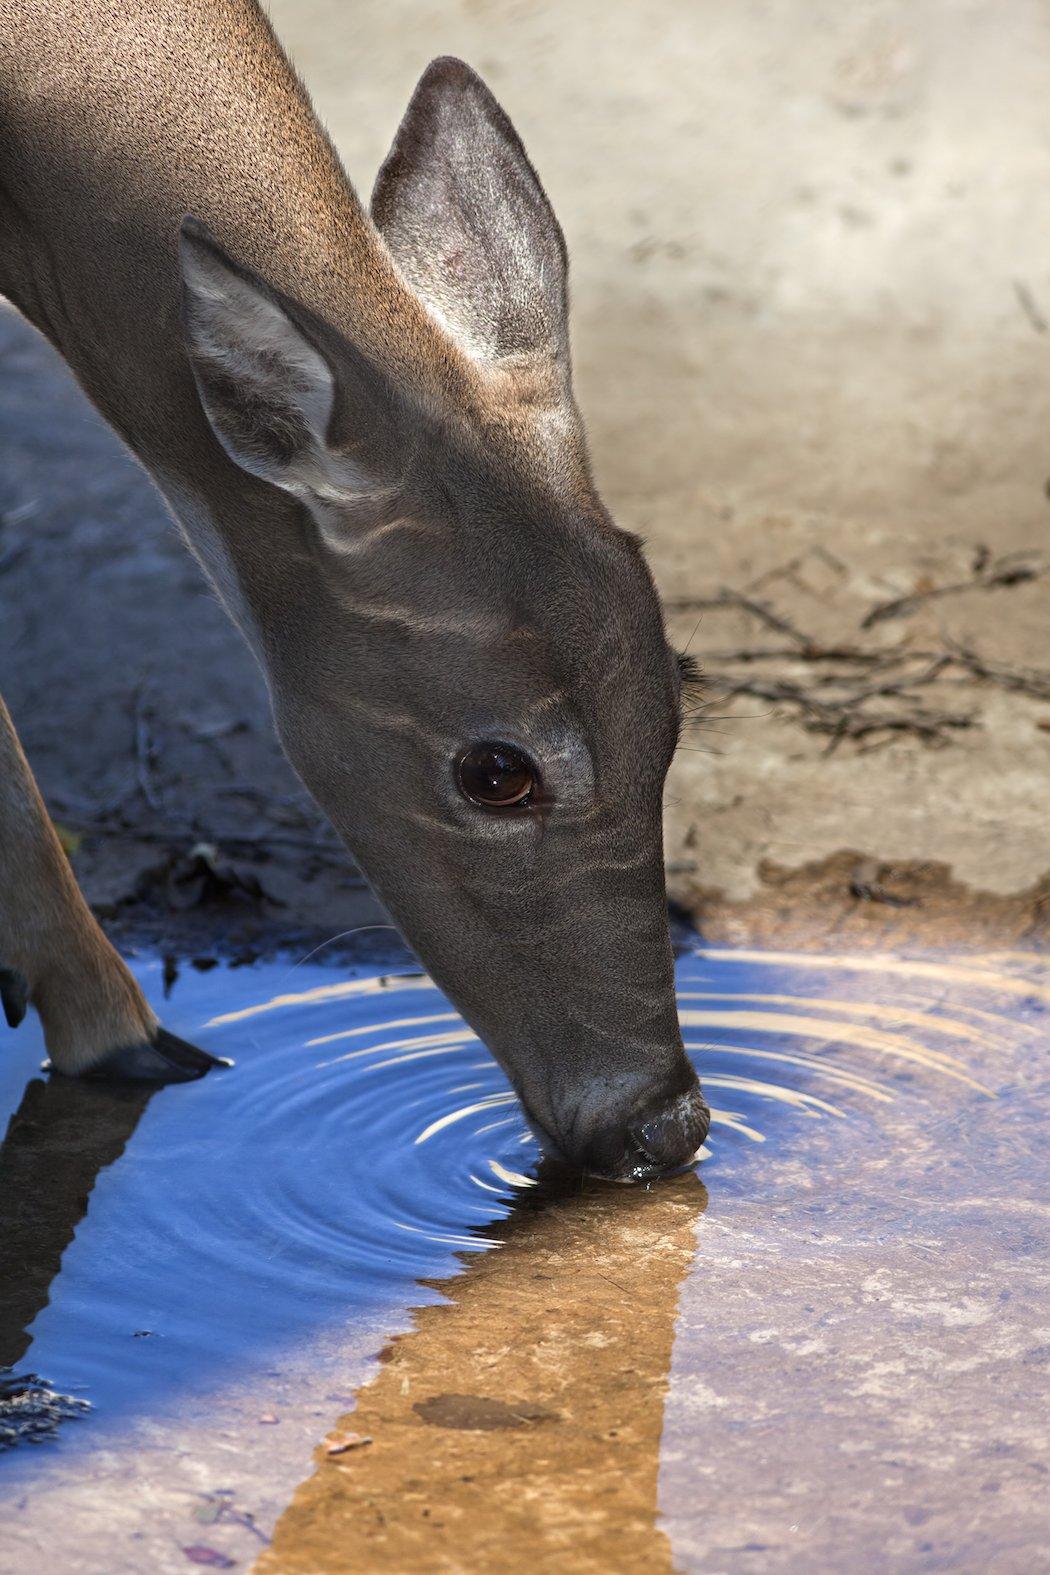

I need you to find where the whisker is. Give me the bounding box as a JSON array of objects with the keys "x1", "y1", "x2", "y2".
[
  {"x1": 682, "y1": 614, "x2": 704, "y2": 656},
  {"x1": 280, "y1": 924, "x2": 402, "y2": 979},
  {"x1": 681, "y1": 709, "x2": 776, "y2": 723}
]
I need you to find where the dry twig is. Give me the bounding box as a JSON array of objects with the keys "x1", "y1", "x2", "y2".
[
  {"x1": 861, "y1": 554, "x2": 1047, "y2": 629},
  {"x1": 677, "y1": 568, "x2": 1050, "y2": 749}
]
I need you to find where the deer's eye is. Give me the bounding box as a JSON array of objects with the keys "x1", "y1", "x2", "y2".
[{"x1": 457, "y1": 742, "x2": 537, "y2": 809}]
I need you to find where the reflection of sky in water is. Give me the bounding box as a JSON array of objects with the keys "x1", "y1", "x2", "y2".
[
  {"x1": 0, "y1": 943, "x2": 1046, "y2": 1549},
  {"x1": 0, "y1": 958, "x2": 533, "y2": 1457}
]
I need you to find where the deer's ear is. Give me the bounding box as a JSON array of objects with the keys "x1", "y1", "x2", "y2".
[
  {"x1": 371, "y1": 58, "x2": 569, "y2": 374},
  {"x1": 179, "y1": 217, "x2": 339, "y2": 494},
  {"x1": 179, "y1": 217, "x2": 403, "y2": 505}
]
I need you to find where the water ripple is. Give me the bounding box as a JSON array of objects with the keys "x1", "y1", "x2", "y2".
[{"x1": 0, "y1": 943, "x2": 1041, "y2": 1447}]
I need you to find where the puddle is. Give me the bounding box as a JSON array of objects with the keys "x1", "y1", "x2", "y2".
[
  {"x1": 1, "y1": 946, "x2": 1046, "y2": 1572},
  {"x1": 0, "y1": 958, "x2": 538, "y2": 1448}
]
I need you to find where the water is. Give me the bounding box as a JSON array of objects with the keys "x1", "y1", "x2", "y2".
[
  {"x1": 658, "y1": 950, "x2": 1049, "y2": 1573},
  {"x1": 0, "y1": 945, "x2": 1046, "y2": 1570},
  {"x1": 0, "y1": 958, "x2": 538, "y2": 1438}
]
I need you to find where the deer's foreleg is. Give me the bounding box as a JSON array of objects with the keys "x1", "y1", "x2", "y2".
[{"x1": 0, "y1": 693, "x2": 220, "y2": 1081}]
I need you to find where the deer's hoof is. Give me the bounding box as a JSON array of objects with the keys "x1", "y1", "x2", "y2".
[
  {"x1": 79, "y1": 1027, "x2": 233, "y2": 1084},
  {"x1": 0, "y1": 967, "x2": 29, "y2": 1029}
]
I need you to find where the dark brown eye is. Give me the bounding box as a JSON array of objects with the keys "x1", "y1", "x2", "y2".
[{"x1": 457, "y1": 741, "x2": 536, "y2": 809}]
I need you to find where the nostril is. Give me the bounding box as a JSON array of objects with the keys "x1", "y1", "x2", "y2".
[{"x1": 629, "y1": 1086, "x2": 711, "y2": 1171}]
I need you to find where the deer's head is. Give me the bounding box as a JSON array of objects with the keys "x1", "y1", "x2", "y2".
[{"x1": 179, "y1": 58, "x2": 709, "y2": 1179}]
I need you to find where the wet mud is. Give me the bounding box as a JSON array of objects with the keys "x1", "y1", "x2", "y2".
[{"x1": 687, "y1": 852, "x2": 1050, "y2": 953}]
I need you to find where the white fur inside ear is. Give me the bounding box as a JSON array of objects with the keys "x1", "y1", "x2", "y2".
[{"x1": 181, "y1": 234, "x2": 336, "y2": 488}]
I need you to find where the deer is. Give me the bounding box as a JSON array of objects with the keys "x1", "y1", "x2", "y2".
[{"x1": 0, "y1": 0, "x2": 710, "y2": 1181}]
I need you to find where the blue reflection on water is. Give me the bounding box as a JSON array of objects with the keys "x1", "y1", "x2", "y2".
[
  {"x1": 2, "y1": 942, "x2": 1038, "y2": 1465},
  {"x1": 0, "y1": 956, "x2": 531, "y2": 1454}
]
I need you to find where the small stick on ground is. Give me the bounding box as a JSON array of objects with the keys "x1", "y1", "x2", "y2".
[
  {"x1": 665, "y1": 588, "x2": 814, "y2": 648},
  {"x1": 944, "y1": 642, "x2": 1050, "y2": 703},
  {"x1": 672, "y1": 570, "x2": 1050, "y2": 749},
  {"x1": 861, "y1": 554, "x2": 1047, "y2": 629},
  {"x1": 1014, "y1": 279, "x2": 1048, "y2": 335}
]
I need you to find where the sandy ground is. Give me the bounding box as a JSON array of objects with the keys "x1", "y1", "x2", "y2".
[{"x1": 2, "y1": 0, "x2": 1050, "y2": 951}]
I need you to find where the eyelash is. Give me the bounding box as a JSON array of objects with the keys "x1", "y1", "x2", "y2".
[
  {"x1": 677, "y1": 652, "x2": 704, "y2": 694},
  {"x1": 674, "y1": 651, "x2": 707, "y2": 748}
]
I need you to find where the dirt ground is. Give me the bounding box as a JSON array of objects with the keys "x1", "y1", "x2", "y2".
[{"x1": 2, "y1": 0, "x2": 1049, "y2": 955}]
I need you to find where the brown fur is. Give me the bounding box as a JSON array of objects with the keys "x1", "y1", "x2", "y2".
[
  {"x1": 0, "y1": 0, "x2": 480, "y2": 1072},
  {"x1": 0, "y1": 0, "x2": 582, "y2": 1074},
  {"x1": 0, "y1": 2, "x2": 707, "y2": 1174},
  {"x1": 0, "y1": 697, "x2": 156, "y2": 1069}
]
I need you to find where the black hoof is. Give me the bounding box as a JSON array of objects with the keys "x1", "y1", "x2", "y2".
[
  {"x1": 0, "y1": 967, "x2": 29, "y2": 1029},
  {"x1": 81, "y1": 1027, "x2": 232, "y2": 1085}
]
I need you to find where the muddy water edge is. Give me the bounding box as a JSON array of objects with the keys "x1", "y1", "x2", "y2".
[{"x1": 0, "y1": 944, "x2": 1047, "y2": 1573}]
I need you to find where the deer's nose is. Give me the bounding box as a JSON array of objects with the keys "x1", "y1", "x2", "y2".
[
  {"x1": 552, "y1": 1071, "x2": 710, "y2": 1181},
  {"x1": 628, "y1": 1085, "x2": 711, "y2": 1174}
]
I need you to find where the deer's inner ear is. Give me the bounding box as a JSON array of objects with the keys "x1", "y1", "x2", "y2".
[
  {"x1": 179, "y1": 216, "x2": 417, "y2": 518},
  {"x1": 371, "y1": 57, "x2": 569, "y2": 372},
  {"x1": 179, "y1": 217, "x2": 337, "y2": 492}
]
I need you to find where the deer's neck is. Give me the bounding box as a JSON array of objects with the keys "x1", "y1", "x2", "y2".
[{"x1": 0, "y1": 0, "x2": 467, "y2": 627}]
